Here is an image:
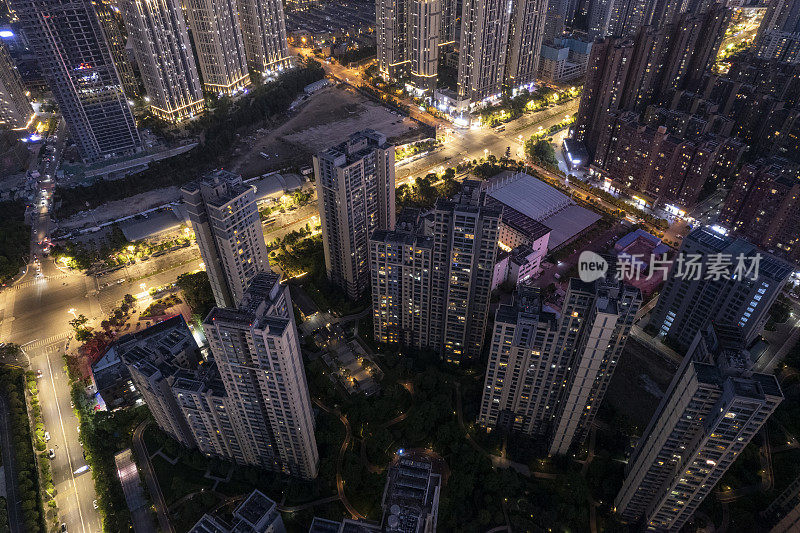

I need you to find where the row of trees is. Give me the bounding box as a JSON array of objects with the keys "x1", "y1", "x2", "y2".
[
  {"x1": 0, "y1": 200, "x2": 29, "y2": 284},
  {"x1": 0, "y1": 366, "x2": 46, "y2": 532},
  {"x1": 396, "y1": 169, "x2": 461, "y2": 210},
  {"x1": 54, "y1": 61, "x2": 326, "y2": 217},
  {"x1": 176, "y1": 271, "x2": 215, "y2": 320}
]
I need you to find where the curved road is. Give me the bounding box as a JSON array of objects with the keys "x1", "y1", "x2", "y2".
[{"x1": 312, "y1": 398, "x2": 365, "y2": 520}]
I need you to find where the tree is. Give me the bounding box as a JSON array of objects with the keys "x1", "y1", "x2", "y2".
[
  {"x1": 69, "y1": 314, "x2": 88, "y2": 331},
  {"x1": 176, "y1": 271, "x2": 215, "y2": 318},
  {"x1": 526, "y1": 138, "x2": 558, "y2": 167}
]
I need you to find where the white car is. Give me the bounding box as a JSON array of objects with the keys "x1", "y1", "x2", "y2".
[
  {"x1": 93, "y1": 500, "x2": 98, "y2": 510},
  {"x1": 48, "y1": 449, "x2": 55, "y2": 459},
  {"x1": 44, "y1": 431, "x2": 51, "y2": 441}
]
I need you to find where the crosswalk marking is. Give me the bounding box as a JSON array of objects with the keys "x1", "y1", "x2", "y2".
[
  {"x1": 22, "y1": 332, "x2": 71, "y2": 349},
  {"x1": 13, "y1": 273, "x2": 69, "y2": 290}
]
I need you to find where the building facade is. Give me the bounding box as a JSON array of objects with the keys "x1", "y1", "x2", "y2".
[
  {"x1": 314, "y1": 129, "x2": 395, "y2": 300},
  {"x1": 119, "y1": 0, "x2": 205, "y2": 122},
  {"x1": 755, "y1": 0, "x2": 800, "y2": 63},
  {"x1": 237, "y1": 0, "x2": 291, "y2": 77},
  {"x1": 376, "y1": 0, "x2": 441, "y2": 93},
  {"x1": 182, "y1": 0, "x2": 251, "y2": 96},
  {"x1": 649, "y1": 227, "x2": 792, "y2": 353},
  {"x1": 456, "y1": 0, "x2": 510, "y2": 102},
  {"x1": 181, "y1": 169, "x2": 271, "y2": 308},
  {"x1": 615, "y1": 323, "x2": 783, "y2": 531},
  {"x1": 477, "y1": 274, "x2": 640, "y2": 455},
  {"x1": 204, "y1": 272, "x2": 320, "y2": 478},
  {"x1": 719, "y1": 158, "x2": 800, "y2": 264},
  {"x1": 0, "y1": 41, "x2": 30, "y2": 128},
  {"x1": 93, "y1": 0, "x2": 139, "y2": 98},
  {"x1": 12, "y1": 0, "x2": 141, "y2": 161},
  {"x1": 370, "y1": 182, "x2": 500, "y2": 363}
]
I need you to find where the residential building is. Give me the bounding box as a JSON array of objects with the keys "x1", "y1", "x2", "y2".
[
  {"x1": 12, "y1": 0, "x2": 141, "y2": 161},
  {"x1": 456, "y1": 0, "x2": 511, "y2": 102},
  {"x1": 477, "y1": 274, "x2": 641, "y2": 455},
  {"x1": 204, "y1": 272, "x2": 320, "y2": 478},
  {"x1": 538, "y1": 36, "x2": 592, "y2": 84},
  {"x1": 380, "y1": 451, "x2": 442, "y2": 532},
  {"x1": 649, "y1": 227, "x2": 792, "y2": 352},
  {"x1": 314, "y1": 129, "x2": 395, "y2": 300},
  {"x1": 755, "y1": 0, "x2": 800, "y2": 63},
  {"x1": 615, "y1": 323, "x2": 783, "y2": 531},
  {"x1": 504, "y1": 0, "x2": 548, "y2": 93},
  {"x1": 429, "y1": 183, "x2": 500, "y2": 363},
  {"x1": 237, "y1": 0, "x2": 291, "y2": 78},
  {"x1": 183, "y1": 0, "x2": 251, "y2": 96},
  {"x1": 118, "y1": 316, "x2": 203, "y2": 448},
  {"x1": 376, "y1": 0, "x2": 441, "y2": 92},
  {"x1": 119, "y1": 0, "x2": 205, "y2": 122},
  {"x1": 189, "y1": 490, "x2": 286, "y2": 532},
  {"x1": 369, "y1": 182, "x2": 499, "y2": 363},
  {"x1": 93, "y1": 0, "x2": 139, "y2": 98},
  {"x1": 719, "y1": 158, "x2": 800, "y2": 264},
  {"x1": 181, "y1": 169, "x2": 270, "y2": 308},
  {"x1": 548, "y1": 275, "x2": 641, "y2": 455},
  {"x1": 0, "y1": 41, "x2": 30, "y2": 128}
]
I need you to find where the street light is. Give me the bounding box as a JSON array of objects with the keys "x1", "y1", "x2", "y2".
[{"x1": 67, "y1": 308, "x2": 77, "y2": 318}]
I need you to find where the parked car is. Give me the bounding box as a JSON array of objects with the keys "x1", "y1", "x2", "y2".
[
  {"x1": 48, "y1": 449, "x2": 55, "y2": 459},
  {"x1": 44, "y1": 431, "x2": 50, "y2": 441}
]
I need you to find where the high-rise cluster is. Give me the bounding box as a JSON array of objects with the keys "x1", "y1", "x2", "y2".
[
  {"x1": 314, "y1": 130, "x2": 396, "y2": 301},
  {"x1": 615, "y1": 322, "x2": 783, "y2": 531},
  {"x1": 9, "y1": 0, "x2": 290, "y2": 159},
  {"x1": 755, "y1": 0, "x2": 800, "y2": 64},
  {"x1": 126, "y1": 169, "x2": 319, "y2": 478},
  {"x1": 370, "y1": 181, "x2": 501, "y2": 363},
  {"x1": 477, "y1": 273, "x2": 641, "y2": 455}
]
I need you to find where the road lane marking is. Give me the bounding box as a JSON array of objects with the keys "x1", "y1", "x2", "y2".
[{"x1": 45, "y1": 353, "x2": 88, "y2": 533}]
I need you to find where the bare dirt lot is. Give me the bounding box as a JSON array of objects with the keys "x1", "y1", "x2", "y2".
[{"x1": 231, "y1": 84, "x2": 430, "y2": 178}]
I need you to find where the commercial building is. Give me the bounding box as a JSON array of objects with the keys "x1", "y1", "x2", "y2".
[
  {"x1": 237, "y1": 0, "x2": 291, "y2": 77},
  {"x1": 491, "y1": 243, "x2": 546, "y2": 290},
  {"x1": 615, "y1": 323, "x2": 783, "y2": 531},
  {"x1": 12, "y1": 0, "x2": 141, "y2": 162},
  {"x1": 754, "y1": 0, "x2": 800, "y2": 63},
  {"x1": 315, "y1": 130, "x2": 395, "y2": 300},
  {"x1": 765, "y1": 474, "x2": 800, "y2": 532},
  {"x1": 181, "y1": 169, "x2": 271, "y2": 308},
  {"x1": 189, "y1": 490, "x2": 286, "y2": 532},
  {"x1": 649, "y1": 227, "x2": 792, "y2": 353},
  {"x1": 483, "y1": 171, "x2": 600, "y2": 251},
  {"x1": 477, "y1": 274, "x2": 641, "y2": 455},
  {"x1": 538, "y1": 36, "x2": 592, "y2": 84},
  {"x1": 376, "y1": 0, "x2": 440, "y2": 93},
  {"x1": 719, "y1": 158, "x2": 800, "y2": 265},
  {"x1": 0, "y1": 41, "x2": 30, "y2": 128},
  {"x1": 204, "y1": 272, "x2": 320, "y2": 478},
  {"x1": 369, "y1": 182, "x2": 500, "y2": 363},
  {"x1": 119, "y1": 0, "x2": 205, "y2": 122},
  {"x1": 182, "y1": 0, "x2": 251, "y2": 96}
]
